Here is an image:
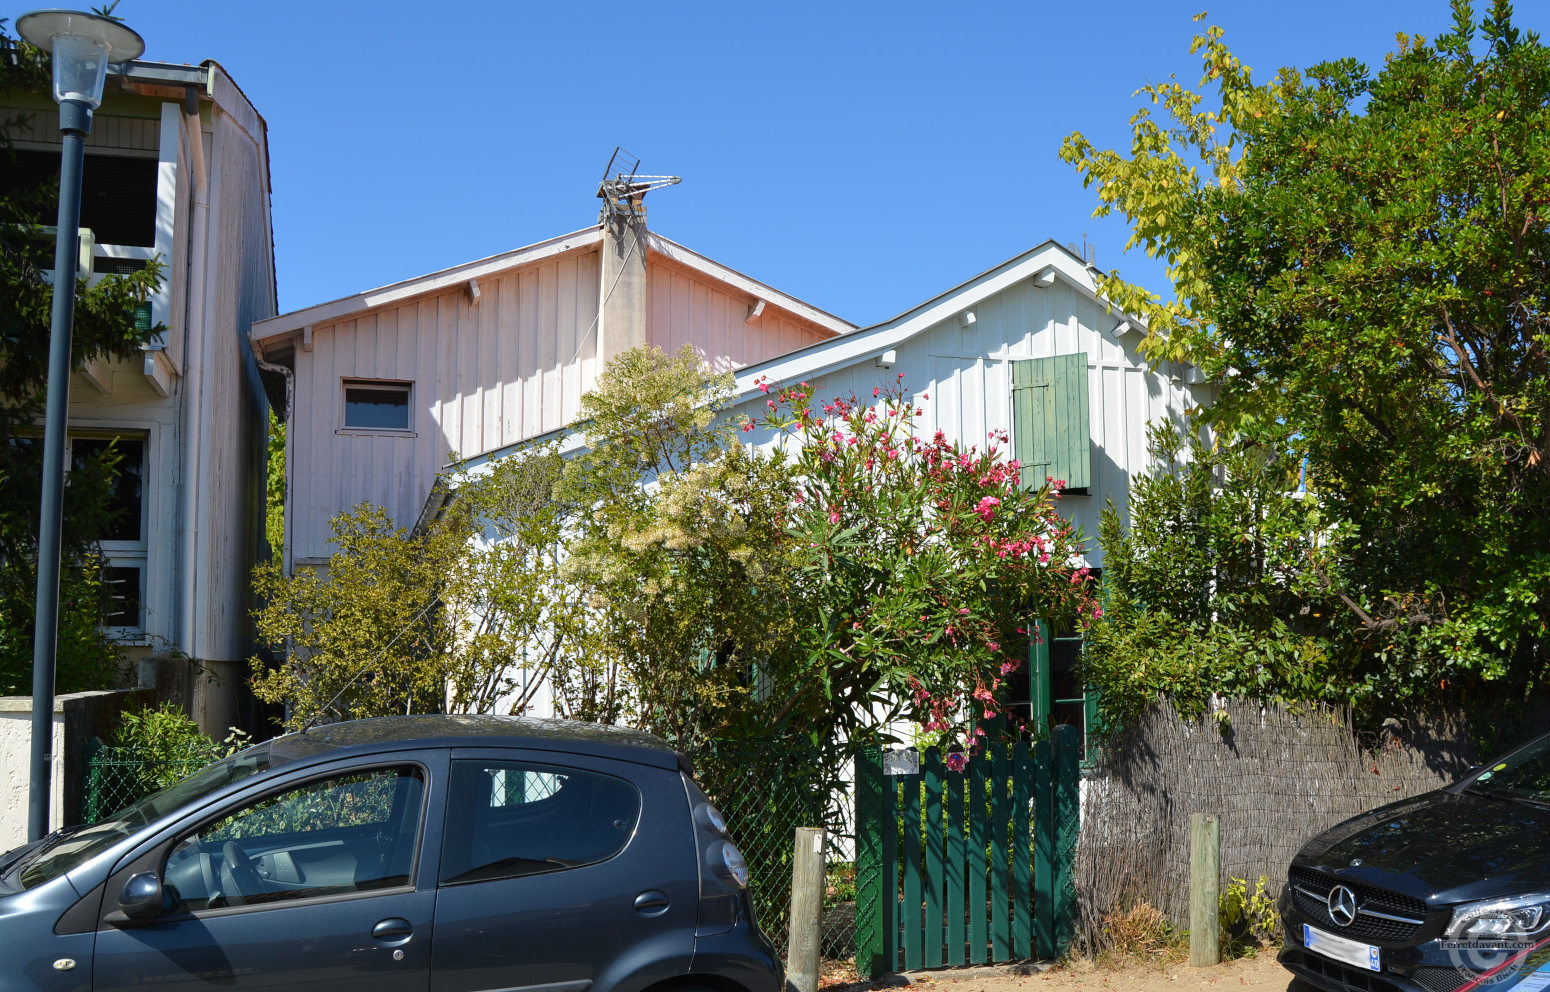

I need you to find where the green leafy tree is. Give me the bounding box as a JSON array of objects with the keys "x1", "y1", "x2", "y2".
[
  {"x1": 249, "y1": 504, "x2": 468, "y2": 729},
  {"x1": 441, "y1": 446, "x2": 606, "y2": 718},
  {"x1": 1062, "y1": 1, "x2": 1550, "y2": 719},
  {"x1": 1082, "y1": 421, "x2": 1349, "y2": 724},
  {"x1": 749, "y1": 377, "x2": 1094, "y2": 761},
  {"x1": 0, "y1": 22, "x2": 165, "y2": 694},
  {"x1": 551, "y1": 344, "x2": 799, "y2": 748}
]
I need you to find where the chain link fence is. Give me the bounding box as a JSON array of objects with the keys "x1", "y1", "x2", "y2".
[
  {"x1": 82, "y1": 741, "x2": 217, "y2": 824},
  {"x1": 688, "y1": 740, "x2": 858, "y2": 964}
]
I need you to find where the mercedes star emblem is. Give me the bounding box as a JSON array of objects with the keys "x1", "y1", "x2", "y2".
[{"x1": 1328, "y1": 884, "x2": 1359, "y2": 927}]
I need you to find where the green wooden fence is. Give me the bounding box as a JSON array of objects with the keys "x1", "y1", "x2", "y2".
[{"x1": 854, "y1": 724, "x2": 1082, "y2": 976}]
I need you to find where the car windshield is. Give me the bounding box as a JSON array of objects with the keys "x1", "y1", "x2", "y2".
[
  {"x1": 10, "y1": 745, "x2": 276, "y2": 890},
  {"x1": 1470, "y1": 736, "x2": 1550, "y2": 804}
]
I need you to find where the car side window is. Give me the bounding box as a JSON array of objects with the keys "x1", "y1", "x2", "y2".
[
  {"x1": 164, "y1": 765, "x2": 424, "y2": 912},
  {"x1": 439, "y1": 759, "x2": 640, "y2": 886}
]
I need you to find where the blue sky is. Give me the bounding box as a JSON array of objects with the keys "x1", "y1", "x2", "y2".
[{"x1": 23, "y1": 1, "x2": 1548, "y2": 326}]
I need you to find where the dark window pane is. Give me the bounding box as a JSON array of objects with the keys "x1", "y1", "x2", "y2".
[
  {"x1": 102, "y1": 565, "x2": 141, "y2": 627},
  {"x1": 439, "y1": 760, "x2": 640, "y2": 885},
  {"x1": 72, "y1": 437, "x2": 144, "y2": 542},
  {"x1": 344, "y1": 384, "x2": 411, "y2": 430},
  {"x1": 1, "y1": 150, "x2": 157, "y2": 247}
]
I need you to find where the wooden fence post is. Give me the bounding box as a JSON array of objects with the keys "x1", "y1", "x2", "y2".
[
  {"x1": 787, "y1": 827, "x2": 827, "y2": 992},
  {"x1": 1189, "y1": 813, "x2": 1221, "y2": 967}
]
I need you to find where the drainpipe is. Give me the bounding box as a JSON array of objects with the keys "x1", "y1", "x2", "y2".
[{"x1": 178, "y1": 86, "x2": 209, "y2": 681}]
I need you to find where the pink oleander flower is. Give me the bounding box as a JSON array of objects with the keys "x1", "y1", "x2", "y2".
[
  {"x1": 741, "y1": 422, "x2": 755, "y2": 432},
  {"x1": 872, "y1": 386, "x2": 880, "y2": 397},
  {"x1": 828, "y1": 508, "x2": 841, "y2": 524}
]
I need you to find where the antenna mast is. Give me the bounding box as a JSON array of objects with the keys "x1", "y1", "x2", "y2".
[{"x1": 597, "y1": 147, "x2": 680, "y2": 225}]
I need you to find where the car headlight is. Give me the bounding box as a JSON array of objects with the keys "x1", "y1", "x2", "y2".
[{"x1": 1447, "y1": 894, "x2": 1550, "y2": 938}]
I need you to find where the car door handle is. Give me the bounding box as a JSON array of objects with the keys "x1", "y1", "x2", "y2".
[
  {"x1": 373, "y1": 918, "x2": 414, "y2": 943},
  {"x1": 634, "y1": 890, "x2": 670, "y2": 916}
]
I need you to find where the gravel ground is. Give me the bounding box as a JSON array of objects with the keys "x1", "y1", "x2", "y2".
[
  {"x1": 824, "y1": 953, "x2": 1304, "y2": 992},
  {"x1": 908, "y1": 954, "x2": 1299, "y2": 992}
]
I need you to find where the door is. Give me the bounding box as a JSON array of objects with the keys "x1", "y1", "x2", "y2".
[
  {"x1": 430, "y1": 752, "x2": 699, "y2": 992},
  {"x1": 93, "y1": 761, "x2": 436, "y2": 992}
]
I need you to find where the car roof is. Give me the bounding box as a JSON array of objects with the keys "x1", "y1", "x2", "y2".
[{"x1": 265, "y1": 714, "x2": 687, "y2": 772}]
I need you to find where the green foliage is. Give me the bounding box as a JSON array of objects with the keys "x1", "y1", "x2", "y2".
[
  {"x1": 751, "y1": 378, "x2": 1094, "y2": 756},
  {"x1": 249, "y1": 504, "x2": 468, "y2": 730},
  {"x1": 109, "y1": 703, "x2": 245, "y2": 794},
  {"x1": 550, "y1": 344, "x2": 799, "y2": 747},
  {"x1": 0, "y1": 22, "x2": 166, "y2": 692},
  {"x1": 1219, "y1": 875, "x2": 1281, "y2": 955},
  {"x1": 1065, "y1": 2, "x2": 1550, "y2": 723},
  {"x1": 1083, "y1": 421, "x2": 1350, "y2": 722},
  {"x1": 442, "y1": 445, "x2": 607, "y2": 719},
  {"x1": 265, "y1": 409, "x2": 284, "y2": 561}
]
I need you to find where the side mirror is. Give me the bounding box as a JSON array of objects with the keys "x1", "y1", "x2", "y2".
[{"x1": 119, "y1": 871, "x2": 165, "y2": 921}]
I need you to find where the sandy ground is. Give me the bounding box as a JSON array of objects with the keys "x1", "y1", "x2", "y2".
[{"x1": 896, "y1": 953, "x2": 1303, "y2": 992}]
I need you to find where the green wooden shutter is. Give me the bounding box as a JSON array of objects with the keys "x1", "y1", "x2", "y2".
[{"x1": 1011, "y1": 354, "x2": 1091, "y2": 491}]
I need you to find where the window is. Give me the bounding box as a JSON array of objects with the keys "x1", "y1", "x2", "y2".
[
  {"x1": 71, "y1": 435, "x2": 147, "y2": 629},
  {"x1": 2, "y1": 149, "x2": 157, "y2": 247},
  {"x1": 1005, "y1": 607, "x2": 1105, "y2": 765},
  {"x1": 1011, "y1": 354, "x2": 1091, "y2": 492},
  {"x1": 439, "y1": 760, "x2": 640, "y2": 886},
  {"x1": 163, "y1": 765, "x2": 425, "y2": 911},
  {"x1": 342, "y1": 380, "x2": 412, "y2": 431}
]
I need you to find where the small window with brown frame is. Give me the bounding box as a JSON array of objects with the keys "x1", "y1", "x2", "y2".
[{"x1": 342, "y1": 380, "x2": 412, "y2": 432}]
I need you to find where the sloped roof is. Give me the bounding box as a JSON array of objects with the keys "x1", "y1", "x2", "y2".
[{"x1": 250, "y1": 227, "x2": 855, "y2": 359}]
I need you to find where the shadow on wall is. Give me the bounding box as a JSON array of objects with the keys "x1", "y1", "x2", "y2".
[{"x1": 1074, "y1": 698, "x2": 1474, "y2": 950}]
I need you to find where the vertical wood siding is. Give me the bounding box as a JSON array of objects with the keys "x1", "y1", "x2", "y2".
[
  {"x1": 290, "y1": 250, "x2": 602, "y2": 561},
  {"x1": 197, "y1": 112, "x2": 276, "y2": 661},
  {"x1": 732, "y1": 273, "x2": 1198, "y2": 569},
  {"x1": 17, "y1": 108, "x2": 160, "y2": 151},
  {"x1": 646, "y1": 257, "x2": 831, "y2": 371}
]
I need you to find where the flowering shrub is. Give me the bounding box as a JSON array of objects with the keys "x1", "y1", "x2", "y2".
[{"x1": 748, "y1": 376, "x2": 1095, "y2": 758}]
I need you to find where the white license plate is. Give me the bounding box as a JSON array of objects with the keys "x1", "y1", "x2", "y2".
[{"x1": 1303, "y1": 924, "x2": 1381, "y2": 972}]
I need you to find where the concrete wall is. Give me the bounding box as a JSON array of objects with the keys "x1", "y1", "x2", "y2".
[{"x1": 0, "y1": 689, "x2": 153, "y2": 852}]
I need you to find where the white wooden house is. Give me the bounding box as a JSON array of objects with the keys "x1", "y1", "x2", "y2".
[
  {"x1": 3, "y1": 59, "x2": 278, "y2": 734},
  {"x1": 440, "y1": 238, "x2": 1209, "y2": 734},
  {"x1": 249, "y1": 204, "x2": 854, "y2": 574}
]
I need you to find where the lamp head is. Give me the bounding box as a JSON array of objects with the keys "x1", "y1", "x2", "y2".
[{"x1": 16, "y1": 9, "x2": 144, "y2": 110}]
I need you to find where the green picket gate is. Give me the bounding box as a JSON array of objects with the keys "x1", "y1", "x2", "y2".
[{"x1": 853, "y1": 724, "x2": 1082, "y2": 975}]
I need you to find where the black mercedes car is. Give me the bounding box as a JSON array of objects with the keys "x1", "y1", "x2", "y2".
[
  {"x1": 1281, "y1": 731, "x2": 1550, "y2": 992},
  {"x1": 0, "y1": 714, "x2": 777, "y2": 992}
]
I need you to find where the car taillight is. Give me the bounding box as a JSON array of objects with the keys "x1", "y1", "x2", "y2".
[
  {"x1": 717, "y1": 842, "x2": 749, "y2": 890},
  {"x1": 695, "y1": 801, "x2": 730, "y2": 837}
]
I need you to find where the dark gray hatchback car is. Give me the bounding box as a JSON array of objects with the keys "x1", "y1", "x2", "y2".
[{"x1": 0, "y1": 715, "x2": 779, "y2": 992}]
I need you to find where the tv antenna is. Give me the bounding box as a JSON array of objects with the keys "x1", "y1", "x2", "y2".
[{"x1": 597, "y1": 147, "x2": 680, "y2": 224}]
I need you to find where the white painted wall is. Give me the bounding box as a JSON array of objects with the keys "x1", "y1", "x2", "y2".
[
  {"x1": 0, "y1": 700, "x2": 65, "y2": 851},
  {"x1": 730, "y1": 267, "x2": 1202, "y2": 567}
]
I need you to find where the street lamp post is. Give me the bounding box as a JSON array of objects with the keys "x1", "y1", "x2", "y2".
[{"x1": 16, "y1": 9, "x2": 144, "y2": 843}]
